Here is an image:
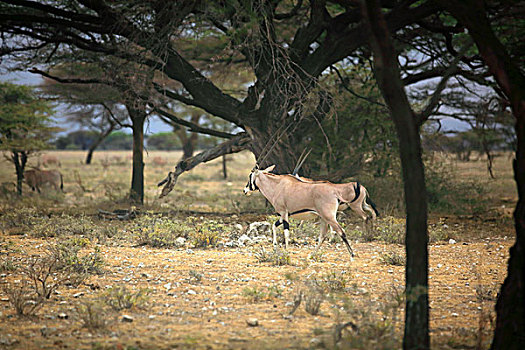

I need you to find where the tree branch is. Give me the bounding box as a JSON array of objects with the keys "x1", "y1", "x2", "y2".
[
  {"x1": 157, "y1": 132, "x2": 251, "y2": 198},
  {"x1": 416, "y1": 42, "x2": 472, "y2": 124},
  {"x1": 153, "y1": 107, "x2": 236, "y2": 139}
]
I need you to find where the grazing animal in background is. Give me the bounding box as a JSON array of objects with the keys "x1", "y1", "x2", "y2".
[
  {"x1": 152, "y1": 156, "x2": 167, "y2": 167},
  {"x1": 24, "y1": 169, "x2": 63, "y2": 193},
  {"x1": 243, "y1": 165, "x2": 378, "y2": 257},
  {"x1": 41, "y1": 154, "x2": 61, "y2": 168}
]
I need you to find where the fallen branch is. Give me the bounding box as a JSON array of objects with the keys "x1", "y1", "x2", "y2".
[{"x1": 158, "y1": 132, "x2": 251, "y2": 198}]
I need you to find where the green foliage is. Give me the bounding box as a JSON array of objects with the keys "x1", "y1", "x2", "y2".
[
  {"x1": 308, "y1": 64, "x2": 397, "y2": 179},
  {"x1": 242, "y1": 285, "x2": 282, "y2": 302},
  {"x1": 132, "y1": 214, "x2": 192, "y2": 248},
  {"x1": 131, "y1": 215, "x2": 227, "y2": 248},
  {"x1": 0, "y1": 207, "x2": 42, "y2": 235},
  {"x1": 32, "y1": 214, "x2": 96, "y2": 238},
  {"x1": 190, "y1": 219, "x2": 224, "y2": 248},
  {"x1": 0, "y1": 82, "x2": 56, "y2": 152},
  {"x1": 146, "y1": 132, "x2": 181, "y2": 150},
  {"x1": 103, "y1": 286, "x2": 150, "y2": 311},
  {"x1": 99, "y1": 131, "x2": 133, "y2": 150},
  {"x1": 48, "y1": 239, "x2": 105, "y2": 277},
  {"x1": 55, "y1": 130, "x2": 99, "y2": 150}
]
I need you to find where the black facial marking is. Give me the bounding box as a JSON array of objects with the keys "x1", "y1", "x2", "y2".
[
  {"x1": 283, "y1": 221, "x2": 290, "y2": 230},
  {"x1": 274, "y1": 219, "x2": 282, "y2": 227}
]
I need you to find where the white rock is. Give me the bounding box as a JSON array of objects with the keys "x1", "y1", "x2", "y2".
[
  {"x1": 175, "y1": 237, "x2": 186, "y2": 247},
  {"x1": 246, "y1": 318, "x2": 259, "y2": 327},
  {"x1": 238, "y1": 234, "x2": 253, "y2": 247},
  {"x1": 121, "y1": 315, "x2": 133, "y2": 323},
  {"x1": 448, "y1": 239, "x2": 457, "y2": 244}
]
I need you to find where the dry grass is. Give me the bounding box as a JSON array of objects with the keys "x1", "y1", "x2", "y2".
[{"x1": 0, "y1": 150, "x2": 518, "y2": 349}]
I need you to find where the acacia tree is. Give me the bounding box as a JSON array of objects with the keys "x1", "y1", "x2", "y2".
[
  {"x1": 0, "y1": 83, "x2": 56, "y2": 195},
  {"x1": 0, "y1": 1, "x2": 462, "y2": 186},
  {"x1": 37, "y1": 64, "x2": 127, "y2": 164}
]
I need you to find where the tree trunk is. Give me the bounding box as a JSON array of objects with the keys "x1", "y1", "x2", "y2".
[
  {"x1": 432, "y1": 2, "x2": 525, "y2": 348},
  {"x1": 12, "y1": 151, "x2": 28, "y2": 195},
  {"x1": 128, "y1": 108, "x2": 146, "y2": 204},
  {"x1": 222, "y1": 155, "x2": 228, "y2": 179},
  {"x1": 362, "y1": 1, "x2": 429, "y2": 349},
  {"x1": 86, "y1": 124, "x2": 115, "y2": 165},
  {"x1": 247, "y1": 127, "x2": 299, "y2": 174}
]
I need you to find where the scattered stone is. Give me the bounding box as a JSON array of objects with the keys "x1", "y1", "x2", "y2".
[
  {"x1": 246, "y1": 221, "x2": 271, "y2": 237},
  {"x1": 449, "y1": 239, "x2": 457, "y2": 244},
  {"x1": 73, "y1": 292, "x2": 84, "y2": 298},
  {"x1": 0, "y1": 336, "x2": 19, "y2": 346},
  {"x1": 246, "y1": 318, "x2": 259, "y2": 327},
  {"x1": 238, "y1": 234, "x2": 253, "y2": 247},
  {"x1": 187, "y1": 290, "x2": 197, "y2": 295},
  {"x1": 148, "y1": 315, "x2": 156, "y2": 320},
  {"x1": 1, "y1": 297, "x2": 9, "y2": 302},
  {"x1": 186, "y1": 249, "x2": 195, "y2": 254},
  {"x1": 309, "y1": 338, "x2": 324, "y2": 348},
  {"x1": 121, "y1": 315, "x2": 134, "y2": 323},
  {"x1": 175, "y1": 237, "x2": 186, "y2": 247},
  {"x1": 57, "y1": 313, "x2": 68, "y2": 319},
  {"x1": 40, "y1": 326, "x2": 57, "y2": 338}
]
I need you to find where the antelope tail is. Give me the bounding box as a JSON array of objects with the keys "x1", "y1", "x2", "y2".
[{"x1": 366, "y1": 191, "x2": 379, "y2": 217}]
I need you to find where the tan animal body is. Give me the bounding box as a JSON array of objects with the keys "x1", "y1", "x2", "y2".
[
  {"x1": 24, "y1": 169, "x2": 63, "y2": 193},
  {"x1": 244, "y1": 165, "x2": 378, "y2": 257}
]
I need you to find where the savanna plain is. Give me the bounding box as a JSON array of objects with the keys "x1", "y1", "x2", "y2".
[{"x1": 0, "y1": 150, "x2": 516, "y2": 349}]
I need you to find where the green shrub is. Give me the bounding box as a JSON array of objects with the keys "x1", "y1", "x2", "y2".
[
  {"x1": 253, "y1": 246, "x2": 291, "y2": 266},
  {"x1": 32, "y1": 214, "x2": 96, "y2": 238},
  {"x1": 131, "y1": 214, "x2": 192, "y2": 248},
  {"x1": 0, "y1": 207, "x2": 42, "y2": 235},
  {"x1": 190, "y1": 219, "x2": 224, "y2": 248},
  {"x1": 242, "y1": 285, "x2": 282, "y2": 302},
  {"x1": 103, "y1": 286, "x2": 149, "y2": 311},
  {"x1": 379, "y1": 250, "x2": 406, "y2": 266},
  {"x1": 77, "y1": 300, "x2": 109, "y2": 330}
]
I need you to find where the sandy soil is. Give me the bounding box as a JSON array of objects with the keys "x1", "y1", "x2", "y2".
[{"x1": 0, "y1": 218, "x2": 514, "y2": 350}]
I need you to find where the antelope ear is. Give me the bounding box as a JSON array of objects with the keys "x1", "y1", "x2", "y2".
[{"x1": 262, "y1": 165, "x2": 275, "y2": 172}]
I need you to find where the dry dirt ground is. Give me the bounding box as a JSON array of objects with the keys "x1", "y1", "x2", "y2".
[{"x1": 0, "y1": 150, "x2": 518, "y2": 349}]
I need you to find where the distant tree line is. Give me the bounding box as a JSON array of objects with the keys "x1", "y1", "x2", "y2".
[{"x1": 54, "y1": 130, "x2": 221, "y2": 151}]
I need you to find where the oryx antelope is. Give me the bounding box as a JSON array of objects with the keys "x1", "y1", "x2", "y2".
[{"x1": 243, "y1": 165, "x2": 378, "y2": 257}]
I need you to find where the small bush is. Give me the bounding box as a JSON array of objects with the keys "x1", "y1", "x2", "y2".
[
  {"x1": 308, "y1": 249, "x2": 325, "y2": 262},
  {"x1": 188, "y1": 270, "x2": 203, "y2": 284},
  {"x1": 379, "y1": 250, "x2": 406, "y2": 266},
  {"x1": 32, "y1": 214, "x2": 97, "y2": 238},
  {"x1": 242, "y1": 285, "x2": 282, "y2": 302},
  {"x1": 2, "y1": 282, "x2": 44, "y2": 316},
  {"x1": 48, "y1": 239, "x2": 105, "y2": 277},
  {"x1": 77, "y1": 300, "x2": 109, "y2": 330},
  {"x1": 316, "y1": 271, "x2": 349, "y2": 292},
  {"x1": 131, "y1": 215, "x2": 192, "y2": 248},
  {"x1": 0, "y1": 207, "x2": 42, "y2": 235},
  {"x1": 253, "y1": 246, "x2": 291, "y2": 266},
  {"x1": 190, "y1": 220, "x2": 224, "y2": 248},
  {"x1": 304, "y1": 286, "x2": 323, "y2": 316},
  {"x1": 103, "y1": 286, "x2": 149, "y2": 311}
]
